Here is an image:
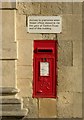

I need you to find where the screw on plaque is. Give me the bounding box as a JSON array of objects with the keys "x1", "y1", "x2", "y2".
[{"x1": 43, "y1": 58, "x2": 46, "y2": 61}]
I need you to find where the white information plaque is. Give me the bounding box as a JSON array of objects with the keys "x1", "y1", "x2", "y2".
[
  {"x1": 40, "y1": 62, "x2": 49, "y2": 76},
  {"x1": 28, "y1": 16, "x2": 62, "y2": 33}
]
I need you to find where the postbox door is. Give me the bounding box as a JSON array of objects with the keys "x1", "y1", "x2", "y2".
[
  {"x1": 33, "y1": 40, "x2": 57, "y2": 98},
  {"x1": 35, "y1": 57, "x2": 55, "y2": 97}
]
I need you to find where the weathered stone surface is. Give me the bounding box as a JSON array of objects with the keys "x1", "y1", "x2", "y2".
[
  {"x1": 58, "y1": 67, "x2": 74, "y2": 92},
  {"x1": 16, "y1": 14, "x2": 26, "y2": 28},
  {"x1": 0, "y1": 42, "x2": 18, "y2": 60},
  {"x1": 73, "y1": 92, "x2": 82, "y2": 118},
  {"x1": 0, "y1": 109, "x2": 28, "y2": 116},
  {"x1": 72, "y1": 15, "x2": 82, "y2": 41},
  {"x1": 1, "y1": 60, "x2": 16, "y2": 87},
  {"x1": 57, "y1": 14, "x2": 73, "y2": 41},
  {"x1": 16, "y1": 14, "x2": 42, "y2": 40},
  {"x1": 23, "y1": 97, "x2": 38, "y2": 118},
  {"x1": 42, "y1": 34, "x2": 56, "y2": 40},
  {"x1": 17, "y1": 2, "x2": 40, "y2": 15},
  {"x1": 57, "y1": 40, "x2": 82, "y2": 93},
  {"x1": 57, "y1": 14, "x2": 82, "y2": 41},
  {"x1": 0, "y1": 11, "x2": 2, "y2": 41},
  {"x1": 40, "y1": 3, "x2": 62, "y2": 15},
  {"x1": 73, "y1": 40, "x2": 82, "y2": 67},
  {"x1": 72, "y1": 67, "x2": 82, "y2": 92},
  {"x1": 62, "y1": 2, "x2": 73, "y2": 14},
  {"x1": 17, "y1": 78, "x2": 32, "y2": 97},
  {"x1": 0, "y1": 87, "x2": 19, "y2": 95},
  {"x1": 58, "y1": 66, "x2": 82, "y2": 92},
  {"x1": 0, "y1": 95, "x2": 16, "y2": 99},
  {"x1": 58, "y1": 40, "x2": 73, "y2": 66},
  {"x1": 0, "y1": 48, "x2": 2, "y2": 63},
  {"x1": 72, "y1": 2, "x2": 82, "y2": 14},
  {"x1": 0, "y1": 98, "x2": 22, "y2": 104},
  {"x1": 2, "y1": 2, "x2": 16, "y2": 9},
  {"x1": 5, "y1": 2, "x2": 82, "y2": 119},
  {"x1": 57, "y1": 92, "x2": 73, "y2": 118},
  {"x1": 39, "y1": 98, "x2": 57, "y2": 118},
  {"x1": 1, "y1": 117, "x2": 21, "y2": 120},
  {"x1": 0, "y1": 2, "x2": 2, "y2": 8},
  {"x1": 0, "y1": 96, "x2": 28, "y2": 117},
  {"x1": 2, "y1": 10, "x2": 16, "y2": 42},
  {"x1": 17, "y1": 66, "x2": 32, "y2": 79},
  {"x1": 17, "y1": 40, "x2": 33, "y2": 65},
  {"x1": 0, "y1": 104, "x2": 21, "y2": 111}
]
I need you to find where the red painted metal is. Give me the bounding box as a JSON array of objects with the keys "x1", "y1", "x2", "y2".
[{"x1": 33, "y1": 40, "x2": 58, "y2": 98}]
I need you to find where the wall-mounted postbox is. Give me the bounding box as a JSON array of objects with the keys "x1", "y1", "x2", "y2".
[{"x1": 33, "y1": 40, "x2": 57, "y2": 98}]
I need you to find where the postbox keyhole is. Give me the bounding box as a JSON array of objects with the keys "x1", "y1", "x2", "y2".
[{"x1": 43, "y1": 58, "x2": 46, "y2": 61}]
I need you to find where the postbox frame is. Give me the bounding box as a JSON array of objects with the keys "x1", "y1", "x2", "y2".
[{"x1": 33, "y1": 40, "x2": 58, "y2": 98}]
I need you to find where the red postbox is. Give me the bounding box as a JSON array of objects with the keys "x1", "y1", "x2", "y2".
[{"x1": 33, "y1": 40, "x2": 57, "y2": 98}]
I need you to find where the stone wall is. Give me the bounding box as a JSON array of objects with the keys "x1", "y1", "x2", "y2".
[
  {"x1": 16, "y1": 2, "x2": 82, "y2": 118},
  {"x1": 0, "y1": 2, "x2": 28, "y2": 118}
]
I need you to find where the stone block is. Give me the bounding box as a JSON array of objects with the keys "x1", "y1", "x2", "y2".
[
  {"x1": 58, "y1": 40, "x2": 73, "y2": 66},
  {"x1": 23, "y1": 97, "x2": 38, "y2": 118},
  {"x1": 0, "y1": 87, "x2": 19, "y2": 96},
  {"x1": 0, "y1": 98, "x2": 22, "y2": 104},
  {"x1": 57, "y1": 14, "x2": 73, "y2": 41},
  {"x1": 16, "y1": 14, "x2": 26, "y2": 28},
  {"x1": 1, "y1": 95, "x2": 16, "y2": 99},
  {"x1": 17, "y1": 40, "x2": 33, "y2": 65},
  {"x1": 40, "y1": 3, "x2": 62, "y2": 15},
  {"x1": 58, "y1": 66, "x2": 82, "y2": 93},
  {"x1": 17, "y1": 65, "x2": 32, "y2": 79},
  {"x1": 17, "y1": 2, "x2": 40, "y2": 15},
  {"x1": 0, "y1": 42, "x2": 18, "y2": 60},
  {"x1": 0, "y1": 104, "x2": 21, "y2": 111},
  {"x1": 73, "y1": 67, "x2": 82, "y2": 92},
  {"x1": 1, "y1": 60, "x2": 16, "y2": 87},
  {"x1": 62, "y1": 2, "x2": 73, "y2": 14},
  {"x1": 72, "y1": 2, "x2": 82, "y2": 14},
  {"x1": 72, "y1": 15, "x2": 82, "y2": 41},
  {"x1": 0, "y1": 108, "x2": 28, "y2": 117},
  {"x1": 57, "y1": 14, "x2": 82, "y2": 41},
  {"x1": 16, "y1": 14, "x2": 42, "y2": 40},
  {"x1": 58, "y1": 67, "x2": 74, "y2": 92},
  {"x1": 2, "y1": 10, "x2": 16, "y2": 42},
  {"x1": 0, "y1": 11, "x2": 2, "y2": 41},
  {"x1": 57, "y1": 92, "x2": 73, "y2": 118},
  {"x1": 17, "y1": 78, "x2": 32, "y2": 97},
  {"x1": 73, "y1": 92, "x2": 82, "y2": 118},
  {"x1": 39, "y1": 98, "x2": 57, "y2": 118},
  {"x1": 73, "y1": 40, "x2": 82, "y2": 67},
  {"x1": 0, "y1": 1, "x2": 1, "y2": 8},
  {"x1": 0, "y1": 60, "x2": 2, "y2": 87},
  {"x1": 2, "y1": 2, "x2": 16, "y2": 9},
  {"x1": 0, "y1": 42, "x2": 2, "y2": 61}
]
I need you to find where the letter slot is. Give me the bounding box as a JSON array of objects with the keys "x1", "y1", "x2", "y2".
[{"x1": 37, "y1": 49, "x2": 53, "y2": 53}]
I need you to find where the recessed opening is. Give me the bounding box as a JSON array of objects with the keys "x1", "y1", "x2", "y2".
[{"x1": 38, "y1": 49, "x2": 53, "y2": 53}]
